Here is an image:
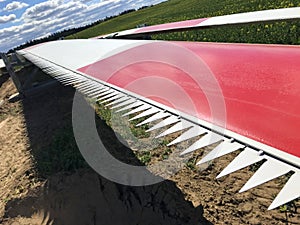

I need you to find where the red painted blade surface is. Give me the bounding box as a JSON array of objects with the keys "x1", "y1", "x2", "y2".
[{"x1": 77, "y1": 41, "x2": 300, "y2": 159}]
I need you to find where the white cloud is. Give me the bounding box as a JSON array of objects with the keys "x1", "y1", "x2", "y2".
[
  {"x1": 0, "y1": 14, "x2": 16, "y2": 23},
  {"x1": 0, "y1": 0, "x2": 6, "y2": 2},
  {"x1": 22, "y1": 0, "x2": 63, "y2": 20},
  {"x1": 4, "y1": 1, "x2": 29, "y2": 11},
  {"x1": 73, "y1": 0, "x2": 94, "y2": 2}
]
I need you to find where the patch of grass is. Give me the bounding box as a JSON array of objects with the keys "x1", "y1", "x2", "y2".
[
  {"x1": 128, "y1": 114, "x2": 150, "y2": 138},
  {"x1": 162, "y1": 148, "x2": 172, "y2": 160},
  {"x1": 95, "y1": 101, "x2": 112, "y2": 125},
  {"x1": 185, "y1": 157, "x2": 196, "y2": 171},
  {"x1": 95, "y1": 102, "x2": 151, "y2": 139},
  {"x1": 131, "y1": 127, "x2": 149, "y2": 139},
  {"x1": 137, "y1": 151, "x2": 152, "y2": 165},
  {"x1": 36, "y1": 127, "x2": 88, "y2": 177}
]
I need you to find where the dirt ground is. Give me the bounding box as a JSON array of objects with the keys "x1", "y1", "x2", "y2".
[{"x1": 0, "y1": 74, "x2": 299, "y2": 225}]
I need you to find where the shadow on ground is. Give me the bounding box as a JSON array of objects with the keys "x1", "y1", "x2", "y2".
[
  {"x1": 3, "y1": 81, "x2": 212, "y2": 225},
  {"x1": 0, "y1": 74, "x2": 9, "y2": 90}
]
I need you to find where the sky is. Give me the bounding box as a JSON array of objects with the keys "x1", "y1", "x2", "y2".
[{"x1": 0, "y1": 0, "x2": 165, "y2": 52}]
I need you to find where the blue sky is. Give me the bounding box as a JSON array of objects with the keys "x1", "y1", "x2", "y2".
[{"x1": 0, "y1": 0, "x2": 165, "y2": 52}]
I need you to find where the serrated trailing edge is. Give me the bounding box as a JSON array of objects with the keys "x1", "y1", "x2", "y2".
[
  {"x1": 197, "y1": 140, "x2": 244, "y2": 165},
  {"x1": 155, "y1": 120, "x2": 193, "y2": 138},
  {"x1": 101, "y1": 94, "x2": 126, "y2": 104},
  {"x1": 129, "y1": 108, "x2": 161, "y2": 121},
  {"x1": 18, "y1": 50, "x2": 300, "y2": 210},
  {"x1": 216, "y1": 148, "x2": 265, "y2": 179},
  {"x1": 121, "y1": 104, "x2": 152, "y2": 117},
  {"x1": 105, "y1": 96, "x2": 131, "y2": 107}
]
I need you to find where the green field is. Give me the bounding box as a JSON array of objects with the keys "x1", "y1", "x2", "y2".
[{"x1": 66, "y1": 0, "x2": 300, "y2": 45}]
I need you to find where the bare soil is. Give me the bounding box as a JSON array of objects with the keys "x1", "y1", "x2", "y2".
[{"x1": 0, "y1": 75, "x2": 299, "y2": 225}]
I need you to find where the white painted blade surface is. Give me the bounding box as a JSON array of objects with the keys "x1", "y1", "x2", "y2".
[
  {"x1": 128, "y1": 108, "x2": 161, "y2": 121},
  {"x1": 167, "y1": 126, "x2": 208, "y2": 146},
  {"x1": 155, "y1": 120, "x2": 194, "y2": 138},
  {"x1": 101, "y1": 94, "x2": 125, "y2": 103},
  {"x1": 216, "y1": 148, "x2": 264, "y2": 179},
  {"x1": 122, "y1": 104, "x2": 151, "y2": 117},
  {"x1": 98, "y1": 92, "x2": 118, "y2": 101},
  {"x1": 84, "y1": 87, "x2": 106, "y2": 96},
  {"x1": 96, "y1": 90, "x2": 115, "y2": 98},
  {"x1": 114, "y1": 101, "x2": 142, "y2": 112},
  {"x1": 136, "y1": 111, "x2": 170, "y2": 127},
  {"x1": 87, "y1": 88, "x2": 109, "y2": 97},
  {"x1": 239, "y1": 158, "x2": 292, "y2": 193},
  {"x1": 111, "y1": 99, "x2": 137, "y2": 109},
  {"x1": 268, "y1": 172, "x2": 300, "y2": 210},
  {"x1": 146, "y1": 115, "x2": 180, "y2": 132},
  {"x1": 180, "y1": 133, "x2": 225, "y2": 155},
  {"x1": 197, "y1": 140, "x2": 244, "y2": 165},
  {"x1": 105, "y1": 97, "x2": 131, "y2": 107}
]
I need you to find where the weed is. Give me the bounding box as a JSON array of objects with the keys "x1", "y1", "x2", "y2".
[
  {"x1": 137, "y1": 151, "x2": 152, "y2": 165},
  {"x1": 162, "y1": 148, "x2": 172, "y2": 160},
  {"x1": 128, "y1": 115, "x2": 150, "y2": 138},
  {"x1": 159, "y1": 139, "x2": 169, "y2": 147},
  {"x1": 185, "y1": 158, "x2": 196, "y2": 171}
]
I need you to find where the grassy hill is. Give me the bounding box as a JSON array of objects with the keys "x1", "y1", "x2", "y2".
[{"x1": 66, "y1": 0, "x2": 300, "y2": 45}]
